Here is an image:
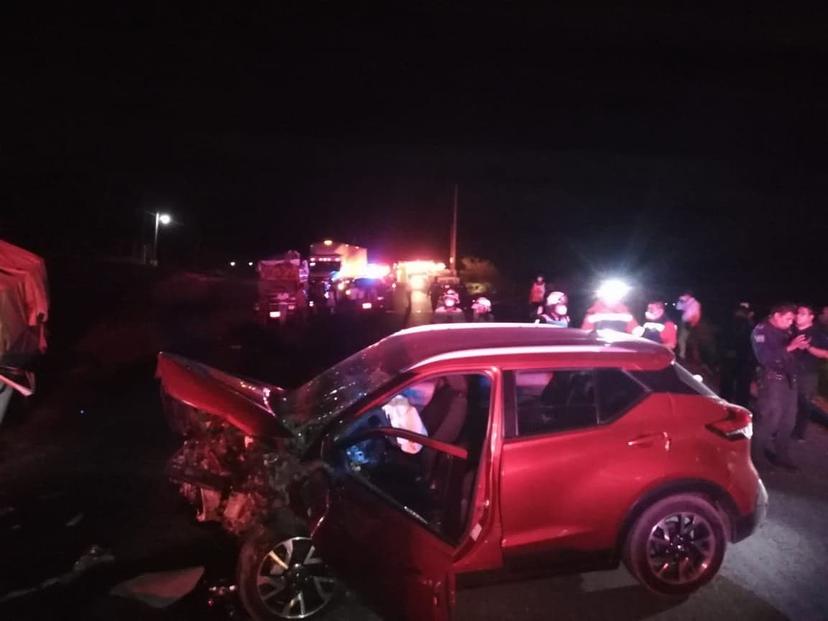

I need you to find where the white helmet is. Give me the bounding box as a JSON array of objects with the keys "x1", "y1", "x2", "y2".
[
  {"x1": 545, "y1": 291, "x2": 568, "y2": 317},
  {"x1": 472, "y1": 296, "x2": 491, "y2": 313}
]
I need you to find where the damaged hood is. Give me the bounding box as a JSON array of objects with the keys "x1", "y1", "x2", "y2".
[{"x1": 156, "y1": 353, "x2": 292, "y2": 439}]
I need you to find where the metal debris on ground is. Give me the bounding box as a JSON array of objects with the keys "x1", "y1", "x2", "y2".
[
  {"x1": 72, "y1": 545, "x2": 115, "y2": 573},
  {"x1": 207, "y1": 580, "x2": 244, "y2": 619}
]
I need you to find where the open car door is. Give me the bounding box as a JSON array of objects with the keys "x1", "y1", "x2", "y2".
[
  {"x1": 307, "y1": 371, "x2": 494, "y2": 620},
  {"x1": 313, "y1": 428, "x2": 468, "y2": 621},
  {"x1": 310, "y1": 425, "x2": 478, "y2": 621}
]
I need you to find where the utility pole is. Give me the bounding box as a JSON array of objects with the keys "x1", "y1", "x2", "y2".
[
  {"x1": 449, "y1": 183, "x2": 458, "y2": 275},
  {"x1": 153, "y1": 211, "x2": 161, "y2": 265}
]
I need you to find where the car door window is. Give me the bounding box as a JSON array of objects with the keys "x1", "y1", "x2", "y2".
[
  {"x1": 514, "y1": 369, "x2": 598, "y2": 436},
  {"x1": 595, "y1": 368, "x2": 646, "y2": 423},
  {"x1": 333, "y1": 373, "x2": 491, "y2": 543}
]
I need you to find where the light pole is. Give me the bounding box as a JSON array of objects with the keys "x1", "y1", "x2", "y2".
[{"x1": 153, "y1": 212, "x2": 172, "y2": 265}]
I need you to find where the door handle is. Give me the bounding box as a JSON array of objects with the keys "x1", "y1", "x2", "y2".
[{"x1": 627, "y1": 432, "x2": 671, "y2": 450}]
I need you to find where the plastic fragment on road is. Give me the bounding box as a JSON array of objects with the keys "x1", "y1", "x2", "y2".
[{"x1": 110, "y1": 566, "x2": 204, "y2": 609}]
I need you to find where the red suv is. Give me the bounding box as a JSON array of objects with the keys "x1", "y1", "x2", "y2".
[{"x1": 158, "y1": 324, "x2": 767, "y2": 621}]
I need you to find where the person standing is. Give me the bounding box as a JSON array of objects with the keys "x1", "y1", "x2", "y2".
[
  {"x1": 791, "y1": 304, "x2": 828, "y2": 441},
  {"x1": 719, "y1": 302, "x2": 756, "y2": 408},
  {"x1": 817, "y1": 304, "x2": 828, "y2": 333},
  {"x1": 676, "y1": 292, "x2": 702, "y2": 359},
  {"x1": 535, "y1": 291, "x2": 570, "y2": 327},
  {"x1": 529, "y1": 275, "x2": 546, "y2": 319},
  {"x1": 581, "y1": 279, "x2": 638, "y2": 333},
  {"x1": 632, "y1": 300, "x2": 678, "y2": 350},
  {"x1": 751, "y1": 303, "x2": 809, "y2": 471}
]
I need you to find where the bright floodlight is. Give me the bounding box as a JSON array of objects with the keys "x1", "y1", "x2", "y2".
[
  {"x1": 158, "y1": 213, "x2": 172, "y2": 225},
  {"x1": 248, "y1": 261, "x2": 254, "y2": 267},
  {"x1": 323, "y1": 239, "x2": 333, "y2": 246},
  {"x1": 596, "y1": 279, "x2": 631, "y2": 304},
  {"x1": 363, "y1": 263, "x2": 391, "y2": 279},
  {"x1": 230, "y1": 261, "x2": 236, "y2": 267}
]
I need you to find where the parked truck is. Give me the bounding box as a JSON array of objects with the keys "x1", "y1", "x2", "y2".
[
  {"x1": 255, "y1": 250, "x2": 308, "y2": 325},
  {"x1": 308, "y1": 241, "x2": 367, "y2": 281}
]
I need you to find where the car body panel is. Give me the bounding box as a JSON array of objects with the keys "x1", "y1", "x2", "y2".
[
  {"x1": 310, "y1": 429, "x2": 460, "y2": 621},
  {"x1": 663, "y1": 394, "x2": 760, "y2": 517},
  {"x1": 156, "y1": 352, "x2": 290, "y2": 438},
  {"x1": 499, "y1": 393, "x2": 675, "y2": 563}
]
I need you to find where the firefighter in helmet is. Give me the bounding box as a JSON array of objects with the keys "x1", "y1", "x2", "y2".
[
  {"x1": 536, "y1": 291, "x2": 570, "y2": 327},
  {"x1": 581, "y1": 279, "x2": 638, "y2": 333}
]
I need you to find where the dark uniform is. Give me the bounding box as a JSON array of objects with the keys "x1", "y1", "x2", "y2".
[
  {"x1": 751, "y1": 321, "x2": 797, "y2": 467},
  {"x1": 791, "y1": 325, "x2": 828, "y2": 439},
  {"x1": 719, "y1": 312, "x2": 756, "y2": 408}
]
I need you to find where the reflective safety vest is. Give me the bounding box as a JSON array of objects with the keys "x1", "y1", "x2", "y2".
[
  {"x1": 536, "y1": 314, "x2": 570, "y2": 328},
  {"x1": 633, "y1": 319, "x2": 678, "y2": 350},
  {"x1": 582, "y1": 311, "x2": 637, "y2": 333}
]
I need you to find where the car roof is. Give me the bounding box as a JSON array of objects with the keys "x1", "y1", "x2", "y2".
[{"x1": 371, "y1": 323, "x2": 673, "y2": 371}]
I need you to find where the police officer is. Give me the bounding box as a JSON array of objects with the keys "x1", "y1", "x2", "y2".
[
  {"x1": 751, "y1": 303, "x2": 809, "y2": 471},
  {"x1": 791, "y1": 304, "x2": 828, "y2": 441},
  {"x1": 719, "y1": 302, "x2": 756, "y2": 408},
  {"x1": 632, "y1": 301, "x2": 677, "y2": 350}
]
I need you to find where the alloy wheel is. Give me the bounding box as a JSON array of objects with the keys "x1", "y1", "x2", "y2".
[
  {"x1": 255, "y1": 536, "x2": 338, "y2": 619},
  {"x1": 646, "y1": 511, "x2": 717, "y2": 585}
]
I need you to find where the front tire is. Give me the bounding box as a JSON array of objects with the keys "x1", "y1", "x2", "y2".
[
  {"x1": 237, "y1": 525, "x2": 341, "y2": 620},
  {"x1": 623, "y1": 494, "x2": 726, "y2": 596}
]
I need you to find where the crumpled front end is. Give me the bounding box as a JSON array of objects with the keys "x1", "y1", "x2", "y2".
[{"x1": 157, "y1": 353, "x2": 315, "y2": 535}]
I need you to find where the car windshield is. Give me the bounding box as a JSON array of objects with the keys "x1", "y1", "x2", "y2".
[{"x1": 277, "y1": 338, "x2": 410, "y2": 437}]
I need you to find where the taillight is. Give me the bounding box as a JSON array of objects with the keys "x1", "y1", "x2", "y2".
[{"x1": 706, "y1": 405, "x2": 753, "y2": 440}]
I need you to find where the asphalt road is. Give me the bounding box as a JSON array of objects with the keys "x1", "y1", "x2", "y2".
[{"x1": 0, "y1": 263, "x2": 826, "y2": 620}]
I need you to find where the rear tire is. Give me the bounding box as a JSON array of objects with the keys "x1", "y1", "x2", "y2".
[
  {"x1": 237, "y1": 523, "x2": 341, "y2": 620},
  {"x1": 623, "y1": 494, "x2": 726, "y2": 596}
]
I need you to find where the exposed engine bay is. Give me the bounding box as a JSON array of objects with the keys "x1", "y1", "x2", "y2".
[{"x1": 162, "y1": 392, "x2": 313, "y2": 535}]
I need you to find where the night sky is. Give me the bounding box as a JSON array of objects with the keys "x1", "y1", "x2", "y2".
[{"x1": 4, "y1": 5, "x2": 827, "y2": 302}]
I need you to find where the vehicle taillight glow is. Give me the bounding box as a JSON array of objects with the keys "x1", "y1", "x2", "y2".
[{"x1": 706, "y1": 406, "x2": 753, "y2": 440}]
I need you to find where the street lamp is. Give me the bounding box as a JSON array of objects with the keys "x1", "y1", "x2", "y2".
[{"x1": 153, "y1": 211, "x2": 172, "y2": 265}]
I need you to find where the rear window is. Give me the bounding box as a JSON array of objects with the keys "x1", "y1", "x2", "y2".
[
  {"x1": 632, "y1": 363, "x2": 717, "y2": 397},
  {"x1": 674, "y1": 363, "x2": 718, "y2": 397},
  {"x1": 595, "y1": 369, "x2": 646, "y2": 423}
]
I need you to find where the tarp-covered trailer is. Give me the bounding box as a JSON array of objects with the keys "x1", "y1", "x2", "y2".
[{"x1": 0, "y1": 240, "x2": 49, "y2": 425}]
